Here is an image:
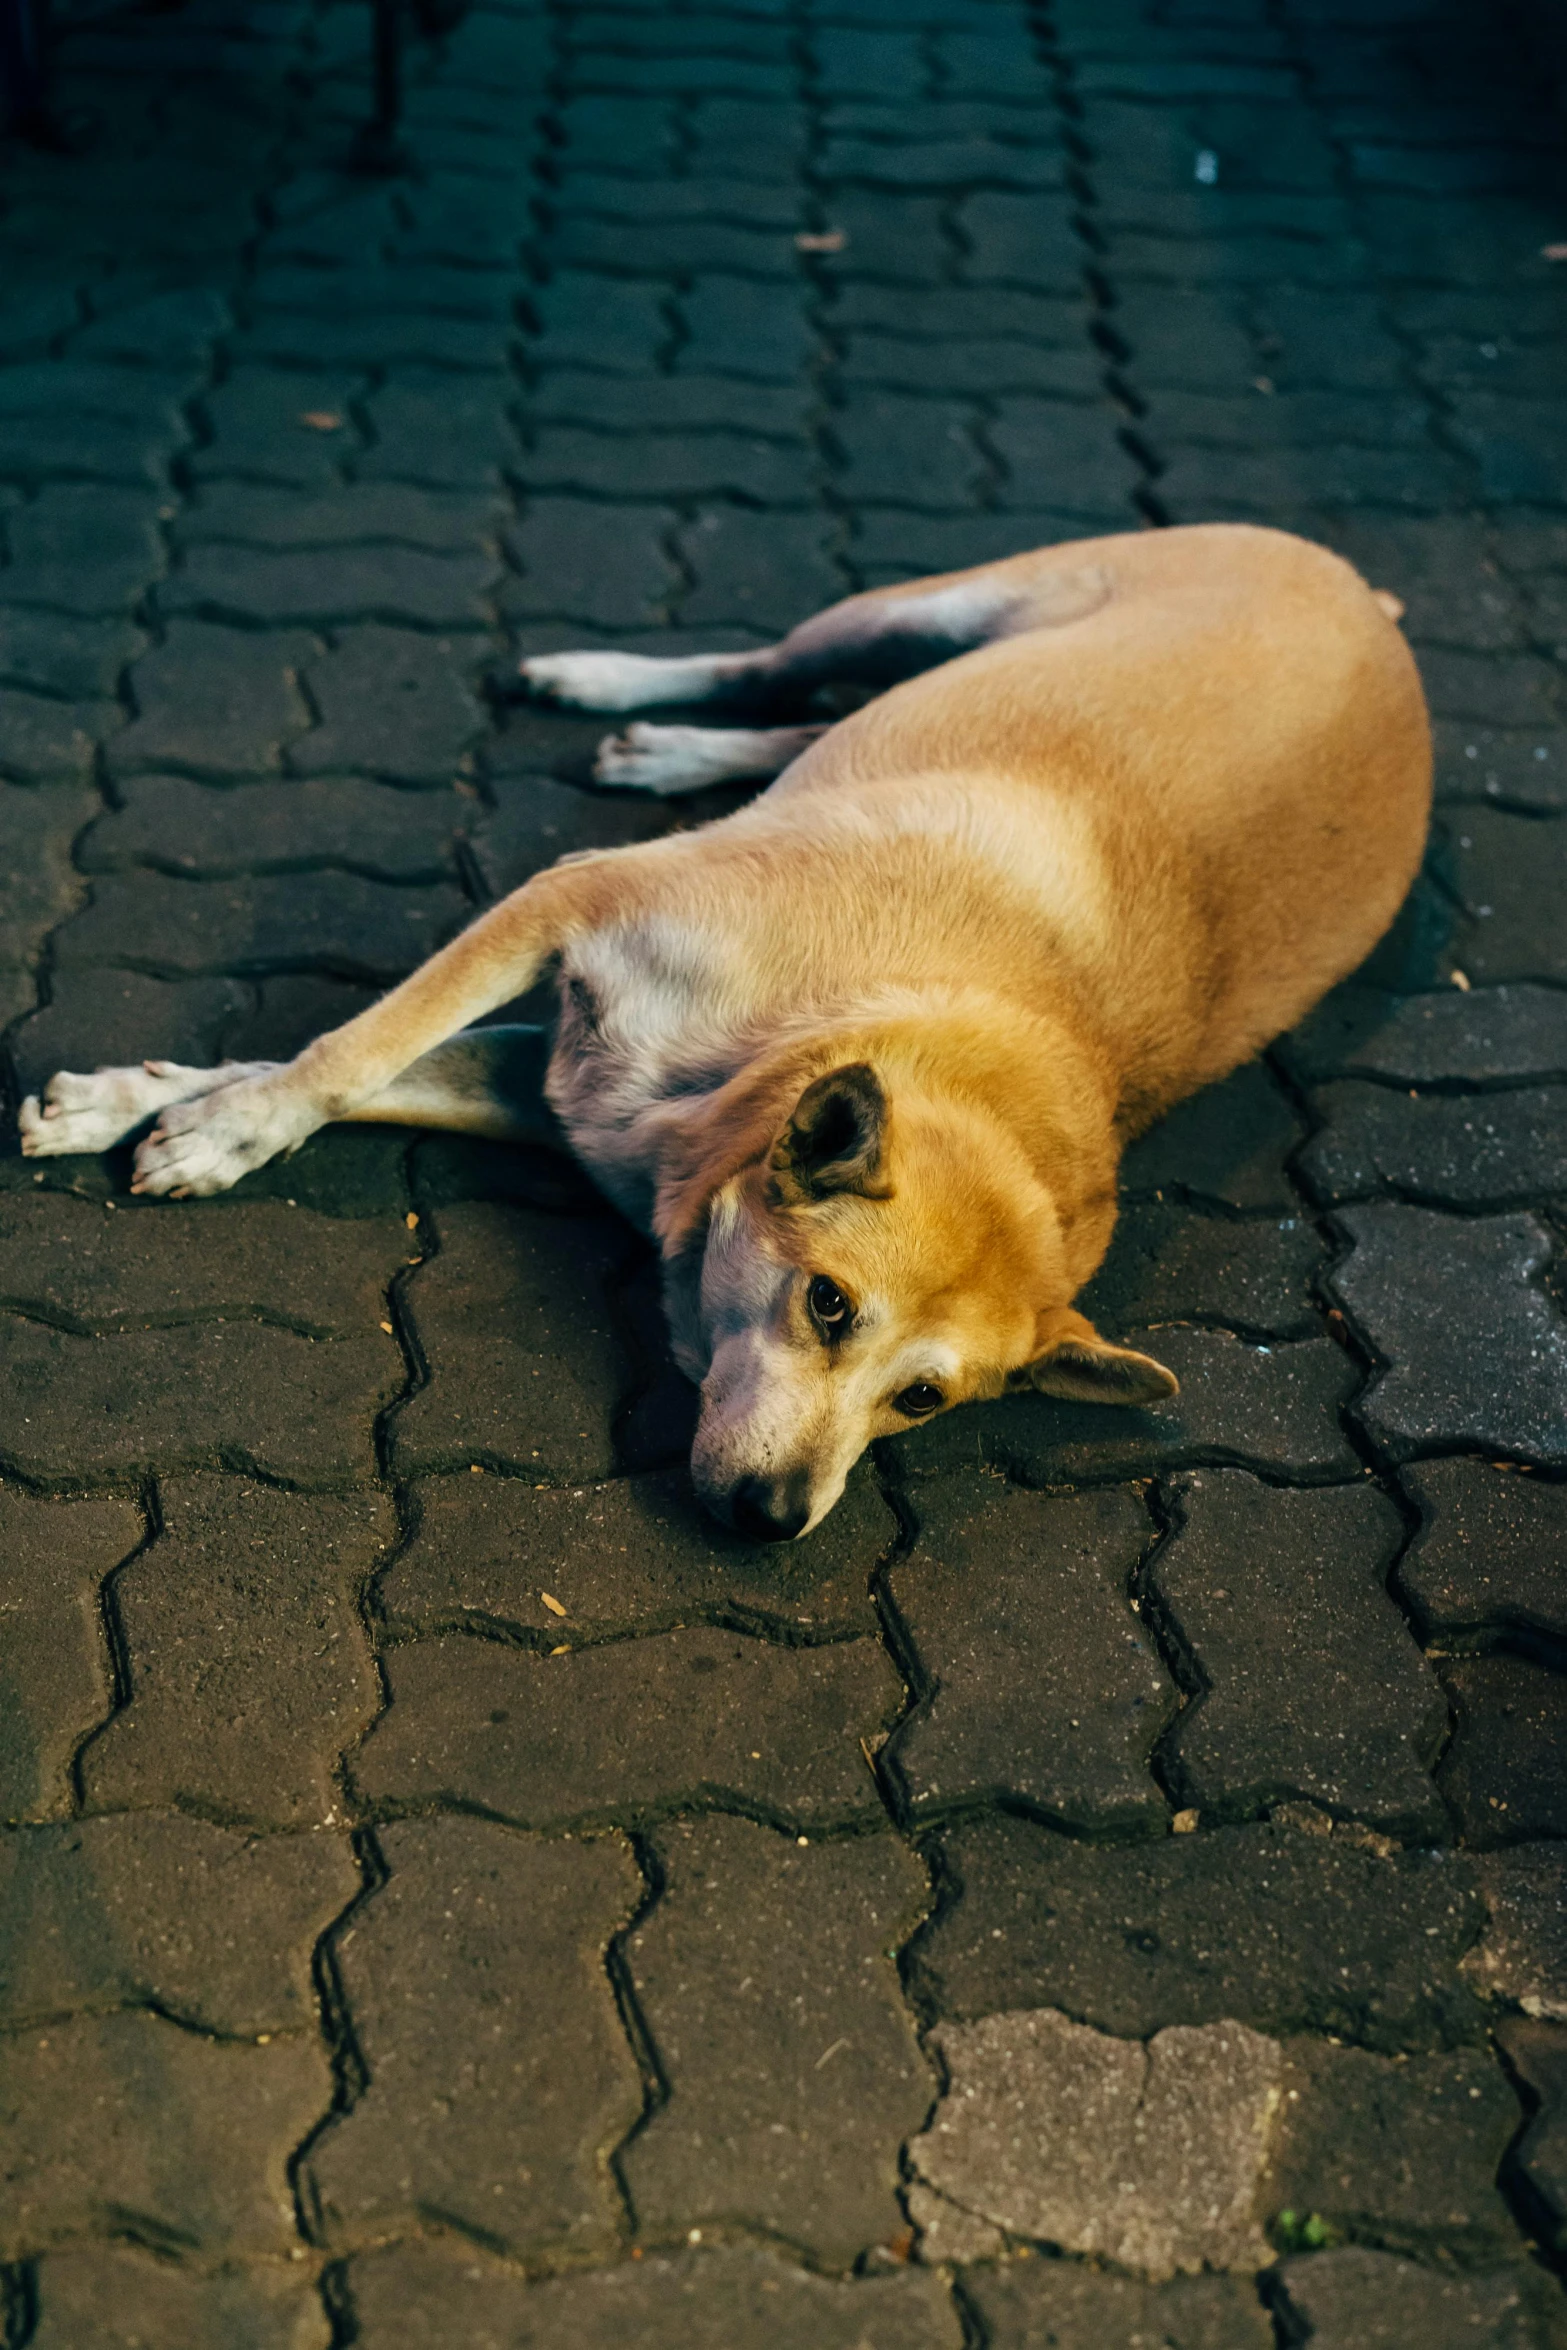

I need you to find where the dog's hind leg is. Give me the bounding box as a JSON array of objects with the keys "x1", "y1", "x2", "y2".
[
  {"x1": 520, "y1": 554, "x2": 1110, "y2": 716},
  {"x1": 591, "y1": 721, "x2": 829, "y2": 795}
]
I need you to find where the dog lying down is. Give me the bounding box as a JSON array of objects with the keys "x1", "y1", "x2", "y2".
[{"x1": 21, "y1": 524, "x2": 1429, "y2": 1538}]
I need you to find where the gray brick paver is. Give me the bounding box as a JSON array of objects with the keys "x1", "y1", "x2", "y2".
[
  {"x1": 305, "y1": 1815, "x2": 644, "y2": 2257},
  {"x1": 912, "y1": 1810, "x2": 1490, "y2": 2055},
  {"x1": 27, "y1": 2247, "x2": 331, "y2": 2350},
  {"x1": 1151, "y1": 1470, "x2": 1451, "y2": 1837},
  {"x1": 883, "y1": 1482, "x2": 1176, "y2": 1831},
  {"x1": 3, "y1": 0, "x2": 1566, "y2": 2339}
]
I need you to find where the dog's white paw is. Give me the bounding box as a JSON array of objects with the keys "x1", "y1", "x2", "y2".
[
  {"x1": 520, "y1": 650, "x2": 681, "y2": 711},
  {"x1": 19, "y1": 1061, "x2": 213, "y2": 1158},
  {"x1": 593, "y1": 723, "x2": 718, "y2": 795},
  {"x1": 130, "y1": 1077, "x2": 318, "y2": 1198}
]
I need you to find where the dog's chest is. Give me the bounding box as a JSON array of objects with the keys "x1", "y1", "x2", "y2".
[{"x1": 544, "y1": 916, "x2": 751, "y2": 1225}]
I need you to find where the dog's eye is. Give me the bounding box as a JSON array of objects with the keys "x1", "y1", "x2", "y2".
[
  {"x1": 808, "y1": 1274, "x2": 851, "y2": 1329},
  {"x1": 895, "y1": 1382, "x2": 944, "y2": 1417}
]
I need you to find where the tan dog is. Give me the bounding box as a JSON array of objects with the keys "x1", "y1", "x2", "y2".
[{"x1": 20, "y1": 524, "x2": 1429, "y2": 1537}]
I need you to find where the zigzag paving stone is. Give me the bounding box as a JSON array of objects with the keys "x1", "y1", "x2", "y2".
[
  {"x1": 8, "y1": 968, "x2": 249, "y2": 1096},
  {"x1": 1280, "y1": 983, "x2": 1567, "y2": 1086},
  {"x1": 111, "y1": 623, "x2": 317, "y2": 776},
  {"x1": 356, "y1": 372, "x2": 519, "y2": 489},
  {"x1": 1328, "y1": 1206, "x2": 1567, "y2": 1466},
  {"x1": 1116, "y1": 1063, "x2": 1306, "y2": 1211},
  {"x1": 0, "y1": 1813, "x2": 357, "y2": 2035},
  {"x1": 1263, "y1": 2038, "x2": 1525, "y2": 2266},
  {"x1": 389, "y1": 1201, "x2": 633, "y2": 1481},
  {"x1": 675, "y1": 505, "x2": 843, "y2": 634},
  {"x1": 1432, "y1": 723, "x2": 1567, "y2": 815},
  {"x1": 1272, "y1": 2247, "x2": 1567, "y2": 2350},
  {"x1": 621, "y1": 1815, "x2": 931, "y2": 2267},
  {"x1": 1151, "y1": 1471, "x2": 1448, "y2": 1837},
  {"x1": 379, "y1": 1461, "x2": 892, "y2": 1642},
  {"x1": 192, "y1": 369, "x2": 368, "y2": 490},
  {"x1": 501, "y1": 495, "x2": 680, "y2": 630},
  {"x1": 1497, "y1": 2018, "x2": 1567, "y2": 2256},
  {"x1": 0, "y1": 2012, "x2": 327, "y2": 2260},
  {"x1": 292, "y1": 627, "x2": 489, "y2": 784},
  {"x1": 0, "y1": 684, "x2": 119, "y2": 781},
  {"x1": 356, "y1": 1623, "x2": 901, "y2": 1831},
  {"x1": 160, "y1": 542, "x2": 499, "y2": 629},
  {"x1": 177, "y1": 483, "x2": 505, "y2": 551},
  {"x1": 1400, "y1": 1461, "x2": 1567, "y2": 1646},
  {"x1": 1299, "y1": 1080, "x2": 1567, "y2": 1209},
  {"x1": 1444, "y1": 809, "x2": 1567, "y2": 984},
  {"x1": 467, "y1": 772, "x2": 674, "y2": 899},
  {"x1": 27, "y1": 2249, "x2": 331, "y2": 2350},
  {"x1": 964, "y1": 2263, "x2": 1273, "y2": 2350},
  {"x1": 56, "y1": 867, "x2": 469, "y2": 983},
  {"x1": 1078, "y1": 1200, "x2": 1327, "y2": 1340},
  {"x1": 0, "y1": 1192, "x2": 410, "y2": 1334},
  {"x1": 79, "y1": 773, "x2": 468, "y2": 882},
  {"x1": 0, "y1": 1487, "x2": 140, "y2": 1825},
  {"x1": 882, "y1": 1483, "x2": 1177, "y2": 1832},
  {"x1": 306, "y1": 1817, "x2": 643, "y2": 2258},
  {"x1": 0, "y1": 784, "x2": 94, "y2": 1027},
  {"x1": 80, "y1": 1478, "x2": 389, "y2": 1827},
  {"x1": 1437, "y1": 1657, "x2": 1567, "y2": 1849},
  {"x1": 909, "y1": 1813, "x2": 1488, "y2": 2054},
  {"x1": 908, "y1": 2009, "x2": 1279, "y2": 2279},
  {"x1": 1464, "y1": 1845, "x2": 1567, "y2": 2020},
  {"x1": 889, "y1": 1327, "x2": 1360, "y2": 1488},
  {"x1": 0, "y1": 482, "x2": 166, "y2": 614},
  {"x1": 0, "y1": 609, "x2": 144, "y2": 699},
  {"x1": 347, "y1": 2243, "x2": 961, "y2": 2349}
]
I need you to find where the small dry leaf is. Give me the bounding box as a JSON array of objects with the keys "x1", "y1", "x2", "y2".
[
  {"x1": 299, "y1": 409, "x2": 343, "y2": 430},
  {"x1": 550, "y1": 1643, "x2": 571, "y2": 1656},
  {"x1": 795, "y1": 228, "x2": 846, "y2": 253},
  {"x1": 379, "y1": 1320, "x2": 394, "y2": 1335},
  {"x1": 541, "y1": 1590, "x2": 567, "y2": 1617},
  {"x1": 1450, "y1": 968, "x2": 1472, "y2": 990},
  {"x1": 1171, "y1": 1807, "x2": 1200, "y2": 1834},
  {"x1": 470, "y1": 1463, "x2": 484, "y2": 1474},
  {"x1": 1541, "y1": 243, "x2": 1567, "y2": 262},
  {"x1": 405, "y1": 1210, "x2": 420, "y2": 1229}
]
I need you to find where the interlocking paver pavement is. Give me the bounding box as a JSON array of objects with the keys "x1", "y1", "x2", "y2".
[{"x1": 3, "y1": 0, "x2": 1567, "y2": 2340}]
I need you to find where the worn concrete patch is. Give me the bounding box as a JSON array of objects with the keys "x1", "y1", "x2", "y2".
[{"x1": 908, "y1": 2008, "x2": 1280, "y2": 2279}]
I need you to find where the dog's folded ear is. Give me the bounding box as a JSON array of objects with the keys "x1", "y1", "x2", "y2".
[
  {"x1": 1019, "y1": 1306, "x2": 1178, "y2": 1406},
  {"x1": 769, "y1": 1063, "x2": 892, "y2": 1205}
]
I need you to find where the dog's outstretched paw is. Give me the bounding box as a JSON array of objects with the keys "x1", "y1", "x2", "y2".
[
  {"x1": 593, "y1": 722, "x2": 717, "y2": 795},
  {"x1": 19, "y1": 1061, "x2": 212, "y2": 1158},
  {"x1": 129, "y1": 1077, "x2": 317, "y2": 1199}
]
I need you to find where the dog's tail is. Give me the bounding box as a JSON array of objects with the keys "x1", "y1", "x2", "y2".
[{"x1": 1371, "y1": 587, "x2": 1406, "y2": 623}]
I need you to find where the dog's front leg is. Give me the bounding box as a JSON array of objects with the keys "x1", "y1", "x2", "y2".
[{"x1": 123, "y1": 867, "x2": 594, "y2": 1198}]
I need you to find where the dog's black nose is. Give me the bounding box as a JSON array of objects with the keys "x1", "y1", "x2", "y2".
[{"x1": 730, "y1": 1476, "x2": 810, "y2": 1542}]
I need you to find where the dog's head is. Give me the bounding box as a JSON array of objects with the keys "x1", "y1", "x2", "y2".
[{"x1": 659, "y1": 1059, "x2": 1176, "y2": 1538}]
